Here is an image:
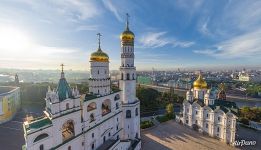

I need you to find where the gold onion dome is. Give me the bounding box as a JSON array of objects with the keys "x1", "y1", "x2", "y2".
[
  {"x1": 90, "y1": 48, "x2": 109, "y2": 62},
  {"x1": 120, "y1": 13, "x2": 135, "y2": 40},
  {"x1": 193, "y1": 74, "x2": 207, "y2": 89},
  {"x1": 90, "y1": 33, "x2": 109, "y2": 62}
]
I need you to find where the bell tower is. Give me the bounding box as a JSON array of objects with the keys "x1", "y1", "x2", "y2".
[{"x1": 119, "y1": 14, "x2": 140, "y2": 140}]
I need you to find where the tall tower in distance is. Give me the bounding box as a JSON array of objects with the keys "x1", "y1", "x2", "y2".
[{"x1": 119, "y1": 13, "x2": 140, "y2": 140}]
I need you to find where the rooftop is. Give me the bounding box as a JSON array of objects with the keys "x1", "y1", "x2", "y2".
[
  {"x1": 0, "y1": 86, "x2": 19, "y2": 96},
  {"x1": 97, "y1": 139, "x2": 118, "y2": 150},
  {"x1": 24, "y1": 117, "x2": 52, "y2": 132}
]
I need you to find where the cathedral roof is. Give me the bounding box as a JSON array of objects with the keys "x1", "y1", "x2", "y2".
[
  {"x1": 90, "y1": 48, "x2": 109, "y2": 62},
  {"x1": 90, "y1": 33, "x2": 109, "y2": 62},
  {"x1": 193, "y1": 73, "x2": 207, "y2": 89},
  {"x1": 25, "y1": 117, "x2": 52, "y2": 131},
  {"x1": 56, "y1": 66, "x2": 73, "y2": 101},
  {"x1": 120, "y1": 13, "x2": 135, "y2": 40}
]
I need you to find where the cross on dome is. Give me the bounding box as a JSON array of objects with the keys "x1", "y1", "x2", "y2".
[{"x1": 97, "y1": 33, "x2": 102, "y2": 50}]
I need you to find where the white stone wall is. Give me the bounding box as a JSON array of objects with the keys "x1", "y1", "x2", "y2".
[
  {"x1": 89, "y1": 61, "x2": 111, "y2": 96},
  {"x1": 182, "y1": 101, "x2": 237, "y2": 144}
]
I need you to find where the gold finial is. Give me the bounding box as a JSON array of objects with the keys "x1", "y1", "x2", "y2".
[
  {"x1": 126, "y1": 13, "x2": 130, "y2": 30},
  {"x1": 97, "y1": 33, "x2": 102, "y2": 50},
  {"x1": 60, "y1": 63, "x2": 65, "y2": 72}
]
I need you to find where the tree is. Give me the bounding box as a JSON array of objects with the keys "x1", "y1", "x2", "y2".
[{"x1": 166, "y1": 103, "x2": 174, "y2": 115}]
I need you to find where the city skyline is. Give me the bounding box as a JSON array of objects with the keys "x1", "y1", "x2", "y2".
[{"x1": 0, "y1": 0, "x2": 261, "y2": 71}]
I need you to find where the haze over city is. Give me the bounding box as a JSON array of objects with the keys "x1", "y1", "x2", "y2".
[{"x1": 1, "y1": 0, "x2": 261, "y2": 70}]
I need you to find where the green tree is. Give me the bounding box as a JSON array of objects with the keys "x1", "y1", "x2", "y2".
[{"x1": 166, "y1": 103, "x2": 174, "y2": 114}]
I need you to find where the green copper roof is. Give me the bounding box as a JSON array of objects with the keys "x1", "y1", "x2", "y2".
[
  {"x1": 25, "y1": 117, "x2": 52, "y2": 131},
  {"x1": 57, "y1": 74, "x2": 73, "y2": 101}
]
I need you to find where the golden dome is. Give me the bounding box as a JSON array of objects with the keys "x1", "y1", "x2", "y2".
[
  {"x1": 90, "y1": 48, "x2": 109, "y2": 62},
  {"x1": 120, "y1": 14, "x2": 135, "y2": 40},
  {"x1": 120, "y1": 30, "x2": 135, "y2": 40},
  {"x1": 193, "y1": 74, "x2": 207, "y2": 89}
]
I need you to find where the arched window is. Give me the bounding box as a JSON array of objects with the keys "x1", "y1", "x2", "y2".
[
  {"x1": 68, "y1": 146, "x2": 71, "y2": 150},
  {"x1": 62, "y1": 120, "x2": 75, "y2": 141},
  {"x1": 114, "y1": 94, "x2": 120, "y2": 101},
  {"x1": 135, "y1": 108, "x2": 139, "y2": 116},
  {"x1": 66, "y1": 103, "x2": 69, "y2": 110},
  {"x1": 98, "y1": 89, "x2": 99, "y2": 94},
  {"x1": 116, "y1": 102, "x2": 119, "y2": 110},
  {"x1": 90, "y1": 113, "x2": 95, "y2": 122},
  {"x1": 121, "y1": 73, "x2": 123, "y2": 80},
  {"x1": 103, "y1": 136, "x2": 106, "y2": 143},
  {"x1": 98, "y1": 70, "x2": 99, "y2": 74},
  {"x1": 126, "y1": 73, "x2": 130, "y2": 80},
  {"x1": 126, "y1": 110, "x2": 131, "y2": 118},
  {"x1": 136, "y1": 133, "x2": 139, "y2": 138},
  {"x1": 34, "y1": 133, "x2": 49, "y2": 143},
  {"x1": 87, "y1": 102, "x2": 97, "y2": 112},
  {"x1": 102, "y1": 99, "x2": 111, "y2": 116},
  {"x1": 92, "y1": 143, "x2": 95, "y2": 150},
  {"x1": 39, "y1": 144, "x2": 44, "y2": 150},
  {"x1": 132, "y1": 73, "x2": 135, "y2": 80}
]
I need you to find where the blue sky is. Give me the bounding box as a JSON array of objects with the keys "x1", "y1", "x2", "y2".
[{"x1": 0, "y1": 0, "x2": 261, "y2": 70}]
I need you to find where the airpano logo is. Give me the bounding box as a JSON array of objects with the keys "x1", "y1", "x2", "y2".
[{"x1": 233, "y1": 140, "x2": 256, "y2": 146}]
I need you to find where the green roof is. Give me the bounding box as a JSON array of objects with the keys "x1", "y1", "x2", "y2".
[
  {"x1": 57, "y1": 75, "x2": 73, "y2": 101},
  {"x1": 25, "y1": 117, "x2": 52, "y2": 131}
]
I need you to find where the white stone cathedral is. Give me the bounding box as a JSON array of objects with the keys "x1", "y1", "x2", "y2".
[
  {"x1": 23, "y1": 15, "x2": 141, "y2": 150},
  {"x1": 181, "y1": 73, "x2": 238, "y2": 145}
]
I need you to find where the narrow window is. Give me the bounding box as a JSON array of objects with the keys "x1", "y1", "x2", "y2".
[
  {"x1": 39, "y1": 145, "x2": 44, "y2": 150},
  {"x1": 68, "y1": 146, "x2": 71, "y2": 150},
  {"x1": 66, "y1": 103, "x2": 69, "y2": 110},
  {"x1": 103, "y1": 136, "x2": 106, "y2": 143}
]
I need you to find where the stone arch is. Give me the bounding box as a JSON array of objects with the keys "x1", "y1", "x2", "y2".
[
  {"x1": 62, "y1": 120, "x2": 75, "y2": 141},
  {"x1": 102, "y1": 99, "x2": 111, "y2": 116},
  {"x1": 87, "y1": 102, "x2": 97, "y2": 112},
  {"x1": 34, "y1": 133, "x2": 49, "y2": 143},
  {"x1": 114, "y1": 94, "x2": 120, "y2": 101}
]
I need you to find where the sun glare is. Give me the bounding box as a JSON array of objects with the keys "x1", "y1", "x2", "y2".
[{"x1": 0, "y1": 26, "x2": 32, "y2": 51}]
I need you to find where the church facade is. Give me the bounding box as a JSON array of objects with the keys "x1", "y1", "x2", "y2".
[
  {"x1": 23, "y1": 16, "x2": 141, "y2": 150},
  {"x1": 181, "y1": 74, "x2": 238, "y2": 145}
]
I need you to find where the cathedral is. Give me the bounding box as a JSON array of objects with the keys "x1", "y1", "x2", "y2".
[
  {"x1": 181, "y1": 73, "x2": 238, "y2": 145},
  {"x1": 23, "y1": 15, "x2": 141, "y2": 150}
]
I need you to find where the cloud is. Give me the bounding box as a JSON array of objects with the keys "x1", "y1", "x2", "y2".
[
  {"x1": 138, "y1": 32, "x2": 194, "y2": 48},
  {"x1": 198, "y1": 18, "x2": 213, "y2": 37},
  {"x1": 76, "y1": 25, "x2": 99, "y2": 31},
  {"x1": 193, "y1": 29, "x2": 261, "y2": 58},
  {"x1": 102, "y1": 0, "x2": 123, "y2": 22}
]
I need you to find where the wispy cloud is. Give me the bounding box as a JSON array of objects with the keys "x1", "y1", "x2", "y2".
[
  {"x1": 194, "y1": 29, "x2": 261, "y2": 58},
  {"x1": 198, "y1": 18, "x2": 213, "y2": 37},
  {"x1": 138, "y1": 32, "x2": 194, "y2": 48},
  {"x1": 76, "y1": 25, "x2": 99, "y2": 31},
  {"x1": 102, "y1": 0, "x2": 123, "y2": 22}
]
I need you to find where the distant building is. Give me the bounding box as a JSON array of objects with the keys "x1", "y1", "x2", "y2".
[
  {"x1": 238, "y1": 69, "x2": 261, "y2": 82},
  {"x1": 168, "y1": 78, "x2": 192, "y2": 89},
  {"x1": 0, "y1": 86, "x2": 20, "y2": 124},
  {"x1": 15, "y1": 73, "x2": 19, "y2": 85},
  {"x1": 137, "y1": 76, "x2": 152, "y2": 85},
  {"x1": 180, "y1": 73, "x2": 238, "y2": 145}
]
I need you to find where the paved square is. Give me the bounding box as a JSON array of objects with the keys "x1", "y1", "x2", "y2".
[{"x1": 141, "y1": 120, "x2": 238, "y2": 150}]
